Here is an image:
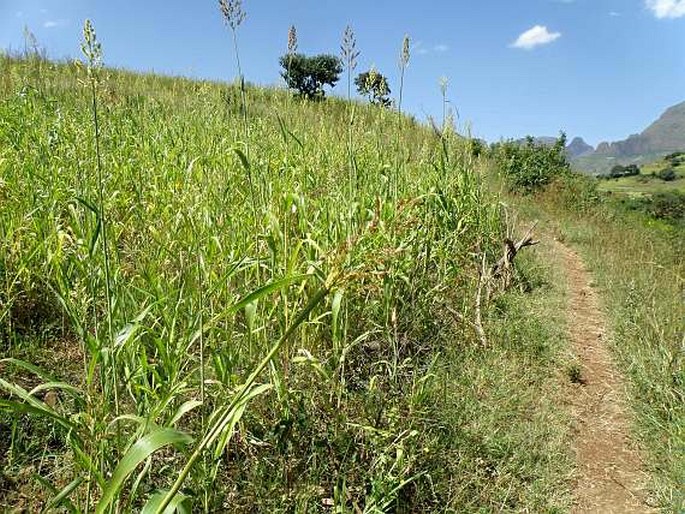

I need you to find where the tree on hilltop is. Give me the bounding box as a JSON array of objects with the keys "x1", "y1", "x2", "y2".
[{"x1": 279, "y1": 53, "x2": 342, "y2": 100}]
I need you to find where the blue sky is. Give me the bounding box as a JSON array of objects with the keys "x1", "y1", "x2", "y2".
[{"x1": 1, "y1": 0, "x2": 684, "y2": 146}]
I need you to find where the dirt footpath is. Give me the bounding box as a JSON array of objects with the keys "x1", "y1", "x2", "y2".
[{"x1": 555, "y1": 241, "x2": 653, "y2": 514}]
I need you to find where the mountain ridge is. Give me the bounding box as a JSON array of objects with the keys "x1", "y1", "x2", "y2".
[{"x1": 572, "y1": 100, "x2": 685, "y2": 173}]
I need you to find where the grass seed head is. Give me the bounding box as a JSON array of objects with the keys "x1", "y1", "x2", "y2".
[
  {"x1": 439, "y1": 76, "x2": 449, "y2": 97},
  {"x1": 23, "y1": 25, "x2": 39, "y2": 55},
  {"x1": 366, "y1": 66, "x2": 379, "y2": 91},
  {"x1": 81, "y1": 19, "x2": 103, "y2": 77},
  {"x1": 341, "y1": 25, "x2": 360, "y2": 71},
  {"x1": 287, "y1": 25, "x2": 298, "y2": 55},
  {"x1": 219, "y1": 0, "x2": 246, "y2": 31},
  {"x1": 400, "y1": 34, "x2": 411, "y2": 68}
]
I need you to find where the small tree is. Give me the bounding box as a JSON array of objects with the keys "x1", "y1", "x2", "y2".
[
  {"x1": 496, "y1": 133, "x2": 571, "y2": 193},
  {"x1": 610, "y1": 164, "x2": 626, "y2": 178},
  {"x1": 355, "y1": 69, "x2": 391, "y2": 107},
  {"x1": 657, "y1": 167, "x2": 677, "y2": 181},
  {"x1": 280, "y1": 53, "x2": 342, "y2": 100}
]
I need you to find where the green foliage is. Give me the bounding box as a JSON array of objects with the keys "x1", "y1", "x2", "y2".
[
  {"x1": 4, "y1": 56, "x2": 572, "y2": 513},
  {"x1": 546, "y1": 173, "x2": 602, "y2": 214},
  {"x1": 647, "y1": 191, "x2": 685, "y2": 220},
  {"x1": 656, "y1": 167, "x2": 677, "y2": 181},
  {"x1": 620, "y1": 191, "x2": 685, "y2": 223},
  {"x1": 279, "y1": 53, "x2": 342, "y2": 100},
  {"x1": 494, "y1": 133, "x2": 571, "y2": 193},
  {"x1": 608, "y1": 163, "x2": 640, "y2": 178},
  {"x1": 354, "y1": 69, "x2": 391, "y2": 107},
  {"x1": 470, "y1": 138, "x2": 487, "y2": 158},
  {"x1": 665, "y1": 151, "x2": 685, "y2": 166}
]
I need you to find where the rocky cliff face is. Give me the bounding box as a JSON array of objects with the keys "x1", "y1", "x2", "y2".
[
  {"x1": 566, "y1": 137, "x2": 594, "y2": 158},
  {"x1": 590, "y1": 101, "x2": 685, "y2": 158}
]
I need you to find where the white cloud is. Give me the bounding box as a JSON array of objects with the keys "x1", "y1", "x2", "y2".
[
  {"x1": 43, "y1": 19, "x2": 68, "y2": 28},
  {"x1": 433, "y1": 44, "x2": 449, "y2": 53},
  {"x1": 511, "y1": 25, "x2": 561, "y2": 50},
  {"x1": 646, "y1": 0, "x2": 685, "y2": 18},
  {"x1": 609, "y1": 11, "x2": 621, "y2": 16}
]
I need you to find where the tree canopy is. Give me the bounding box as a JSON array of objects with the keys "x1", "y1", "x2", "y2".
[{"x1": 280, "y1": 53, "x2": 343, "y2": 100}]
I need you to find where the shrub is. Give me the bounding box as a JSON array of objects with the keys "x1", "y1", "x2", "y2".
[
  {"x1": 470, "y1": 138, "x2": 487, "y2": 158},
  {"x1": 494, "y1": 133, "x2": 571, "y2": 193},
  {"x1": 616, "y1": 191, "x2": 685, "y2": 223},
  {"x1": 610, "y1": 164, "x2": 640, "y2": 178},
  {"x1": 544, "y1": 172, "x2": 602, "y2": 213},
  {"x1": 647, "y1": 191, "x2": 685, "y2": 220},
  {"x1": 665, "y1": 152, "x2": 685, "y2": 166},
  {"x1": 279, "y1": 53, "x2": 342, "y2": 100},
  {"x1": 657, "y1": 167, "x2": 677, "y2": 182}
]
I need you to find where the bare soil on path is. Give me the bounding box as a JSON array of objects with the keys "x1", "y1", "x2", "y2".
[{"x1": 554, "y1": 241, "x2": 653, "y2": 514}]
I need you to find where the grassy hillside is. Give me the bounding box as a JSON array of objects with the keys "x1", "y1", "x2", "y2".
[
  {"x1": 595, "y1": 155, "x2": 685, "y2": 197},
  {"x1": 572, "y1": 151, "x2": 669, "y2": 175},
  {"x1": 0, "y1": 54, "x2": 578, "y2": 512}
]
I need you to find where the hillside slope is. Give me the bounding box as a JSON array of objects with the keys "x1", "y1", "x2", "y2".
[{"x1": 0, "y1": 55, "x2": 577, "y2": 512}]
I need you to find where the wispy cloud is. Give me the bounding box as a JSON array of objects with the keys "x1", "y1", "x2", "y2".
[
  {"x1": 43, "y1": 19, "x2": 68, "y2": 29},
  {"x1": 609, "y1": 11, "x2": 621, "y2": 16},
  {"x1": 511, "y1": 25, "x2": 561, "y2": 50},
  {"x1": 414, "y1": 41, "x2": 428, "y2": 55},
  {"x1": 412, "y1": 41, "x2": 449, "y2": 56},
  {"x1": 646, "y1": 0, "x2": 685, "y2": 18}
]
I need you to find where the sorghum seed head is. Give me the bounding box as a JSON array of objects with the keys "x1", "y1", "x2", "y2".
[
  {"x1": 400, "y1": 34, "x2": 411, "y2": 67},
  {"x1": 288, "y1": 25, "x2": 298, "y2": 54},
  {"x1": 219, "y1": 0, "x2": 246, "y2": 31}
]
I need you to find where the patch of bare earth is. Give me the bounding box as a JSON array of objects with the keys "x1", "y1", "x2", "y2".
[{"x1": 554, "y1": 240, "x2": 653, "y2": 514}]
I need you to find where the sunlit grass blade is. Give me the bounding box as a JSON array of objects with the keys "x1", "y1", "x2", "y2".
[
  {"x1": 95, "y1": 428, "x2": 194, "y2": 514},
  {"x1": 36, "y1": 475, "x2": 83, "y2": 514},
  {"x1": 142, "y1": 490, "x2": 191, "y2": 514},
  {"x1": 0, "y1": 379, "x2": 81, "y2": 436}
]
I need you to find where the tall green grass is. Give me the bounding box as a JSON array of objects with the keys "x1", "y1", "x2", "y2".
[{"x1": 0, "y1": 52, "x2": 574, "y2": 512}]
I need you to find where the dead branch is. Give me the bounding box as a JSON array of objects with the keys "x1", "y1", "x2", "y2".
[
  {"x1": 490, "y1": 221, "x2": 540, "y2": 289},
  {"x1": 462, "y1": 222, "x2": 541, "y2": 347}
]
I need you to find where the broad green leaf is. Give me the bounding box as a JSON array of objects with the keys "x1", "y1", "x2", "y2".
[
  {"x1": 28, "y1": 381, "x2": 84, "y2": 400},
  {"x1": 0, "y1": 379, "x2": 80, "y2": 437},
  {"x1": 142, "y1": 490, "x2": 191, "y2": 514},
  {"x1": 95, "y1": 428, "x2": 193, "y2": 514},
  {"x1": 37, "y1": 475, "x2": 83, "y2": 514},
  {"x1": 213, "y1": 383, "x2": 272, "y2": 459},
  {"x1": 169, "y1": 399, "x2": 203, "y2": 426},
  {"x1": 203, "y1": 274, "x2": 310, "y2": 333},
  {"x1": 1, "y1": 358, "x2": 57, "y2": 383}
]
